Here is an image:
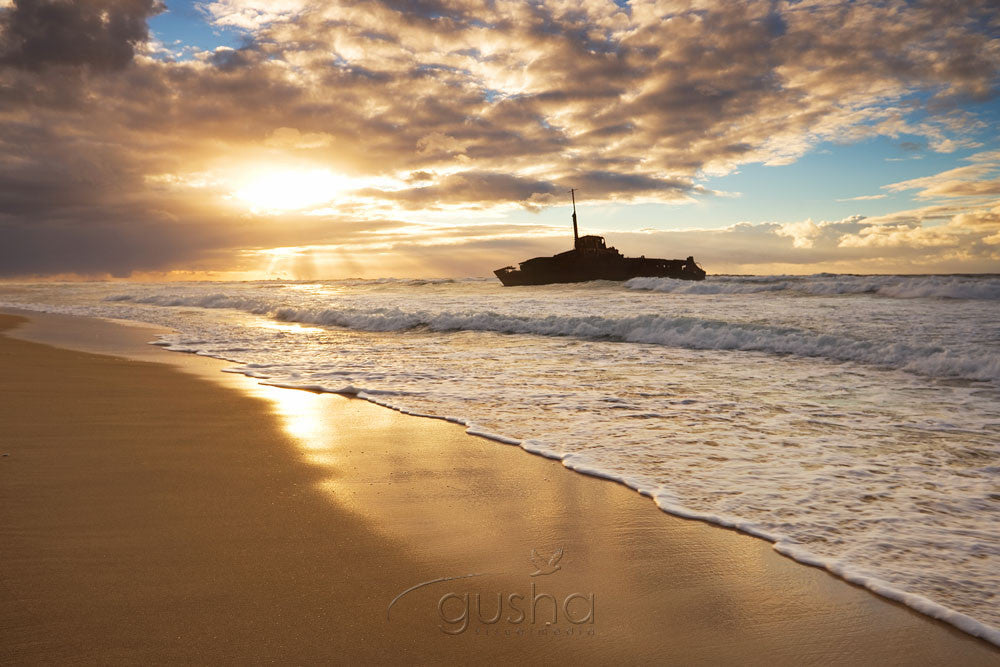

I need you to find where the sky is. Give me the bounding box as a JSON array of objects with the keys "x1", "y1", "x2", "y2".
[{"x1": 0, "y1": 0, "x2": 999, "y2": 279}]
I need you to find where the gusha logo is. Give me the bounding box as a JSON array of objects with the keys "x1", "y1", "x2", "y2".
[
  {"x1": 388, "y1": 548, "x2": 596, "y2": 636},
  {"x1": 529, "y1": 548, "x2": 563, "y2": 576}
]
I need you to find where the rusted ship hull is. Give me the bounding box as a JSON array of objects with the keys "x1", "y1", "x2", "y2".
[
  {"x1": 494, "y1": 189, "x2": 707, "y2": 286},
  {"x1": 494, "y1": 254, "x2": 706, "y2": 286}
]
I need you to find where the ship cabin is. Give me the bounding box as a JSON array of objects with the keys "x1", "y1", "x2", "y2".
[{"x1": 575, "y1": 235, "x2": 607, "y2": 251}]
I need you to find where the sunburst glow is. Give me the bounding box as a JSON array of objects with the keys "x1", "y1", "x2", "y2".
[{"x1": 233, "y1": 168, "x2": 351, "y2": 212}]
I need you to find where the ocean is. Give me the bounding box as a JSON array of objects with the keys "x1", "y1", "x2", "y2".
[{"x1": 2, "y1": 273, "x2": 998, "y2": 643}]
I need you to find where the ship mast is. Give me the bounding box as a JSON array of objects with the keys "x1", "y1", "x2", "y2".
[{"x1": 570, "y1": 187, "x2": 579, "y2": 247}]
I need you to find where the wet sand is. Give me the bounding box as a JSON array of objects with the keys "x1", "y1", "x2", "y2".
[{"x1": 1, "y1": 311, "x2": 997, "y2": 664}]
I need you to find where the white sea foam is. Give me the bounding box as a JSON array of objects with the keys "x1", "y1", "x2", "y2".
[
  {"x1": 5, "y1": 275, "x2": 1000, "y2": 644},
  {"x1": 626, "y1": 274, "x2": 1000, "y2": 300},
  {"x1": 106, "y1": 294, "x2": 1000, "y2": 383},
  {"x1": 106, "y1": 292, "x2": 273, "y2": 313},
  {"x1": 218, "y1": 361, "x2": 1000, "y2": 647}
]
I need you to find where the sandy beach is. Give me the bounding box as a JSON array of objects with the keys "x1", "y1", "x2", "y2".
[{"x1": 1, "y1": 311, "x2": 997, "y2": 664}]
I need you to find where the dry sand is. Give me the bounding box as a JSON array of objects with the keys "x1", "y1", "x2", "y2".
[{"x1": 1, "y1": 312, "x2": 997, "y2": 664}]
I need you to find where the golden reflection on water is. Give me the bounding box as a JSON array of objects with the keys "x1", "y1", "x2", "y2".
[
  {"x1": 248, "y1": 384, "x2": 347, "y2": 470},
  {"x1": 251, "y1": 319, "x2": 327, "y2": 335},
  {"x1": 229, "y1": 378, "x2": 935, "y2": 653},
  {"x1": 261, "y1": 387, "x2": 328, "y2": 448},
  {"x1": 250, "y1": 381, "x2": 593, "y2": 568},
  {"x1": 252, "y1": 380, "x2": 770, "y2": 581}
]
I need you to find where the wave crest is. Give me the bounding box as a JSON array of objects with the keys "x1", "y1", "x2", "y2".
[
  {"x1": 105, "y1": 288, "x2": 1000, "y2": 383},
  {"x1": 626, "y1": 275, "x2": 1000, "y2": 300}
]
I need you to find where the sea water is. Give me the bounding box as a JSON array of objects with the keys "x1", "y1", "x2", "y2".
[{"x1": 2, "y1": 274, "x2": 998, "y2": 642}]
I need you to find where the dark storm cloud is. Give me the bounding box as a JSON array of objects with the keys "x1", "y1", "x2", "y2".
[
  {"x1": 363, "y1": 172, "x2": 559, "y2": 208},
  {"x1": 571, "y1": 171, "x2": 694, "y2": 199},
  {"x1": 363, "y1": 170, "x2": 696, "y2": 209},
  {"x1": 0, "y1": 0, "x2": 164, "y2": 70},
  {"x1": 0, "y1": 214, "x2": 205, "y2": 277}
]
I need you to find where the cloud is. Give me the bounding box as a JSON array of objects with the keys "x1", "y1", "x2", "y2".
[
  {"x1": 416, "y1": 131, "x2": 467, "y2": 157},
  {"x1": 883, "y1": 151, "x2": 1000, "y2": 198},
  {"x1": 776, "y1": 219, "x2": 824, "y2": 249},
  {"x1": 0, "y1": 0, "x2": 164, "y2": 70},
  {"x1": 360, "y1": 171, "x2": 559, "y2": 209},
  {"x1": 1, "y1": 0, "x2": 1000, "y2": 277},
  {"x1": 838, "y1": 203, "x2": 1000, "y2": 251},
  {"x1": 264, "y1": 126, "x2": 334, "y2": 149},
  {"x1": 837, "y1": 194, "x2": 887, "y2": 202},
  {"x1": 201, "y1": 0, "x2": 308, "y2": 30}
]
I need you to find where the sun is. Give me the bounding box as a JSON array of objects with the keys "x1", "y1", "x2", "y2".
[{"x1": 233, "y1": 168, "x2": 351, "y2": 212}]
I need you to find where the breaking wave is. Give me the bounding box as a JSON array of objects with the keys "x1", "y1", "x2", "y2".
[
  {"x1": 626, "y1": 274, "x2": 1000, "y2": 300},
  {"x1": 106, "y1": 293, "x2": 1000, "y2": 383},
  {"x1": 271, "y1": 308, "x2": 1000, "y2": 382}
]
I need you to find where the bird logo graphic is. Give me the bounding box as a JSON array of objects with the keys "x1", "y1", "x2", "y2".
[{"x1": 529, "y1": 548, "x2": 564, "y2": 576}]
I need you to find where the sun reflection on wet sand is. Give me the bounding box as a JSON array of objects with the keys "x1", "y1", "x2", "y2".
[
  {"x1": 257, "y1": 387, "x2": 341, "y2": 467},
  {"x1": 244, "y1": 382, "x2": 978, "y2": 658},
  {"x1": 6, "y1": 310, "x2": 992, "y2": 661}
]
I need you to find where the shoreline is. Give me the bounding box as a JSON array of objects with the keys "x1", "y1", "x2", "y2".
[
  {"x1": 2, "y1": 310, "x2": 998, "y2": 663},
  {"x1": 55, "y1": 302, "x2": 997, "y2": 648},
  {"x1": 345, "y1": 379, "x2": 1000, "y2": 647}
]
